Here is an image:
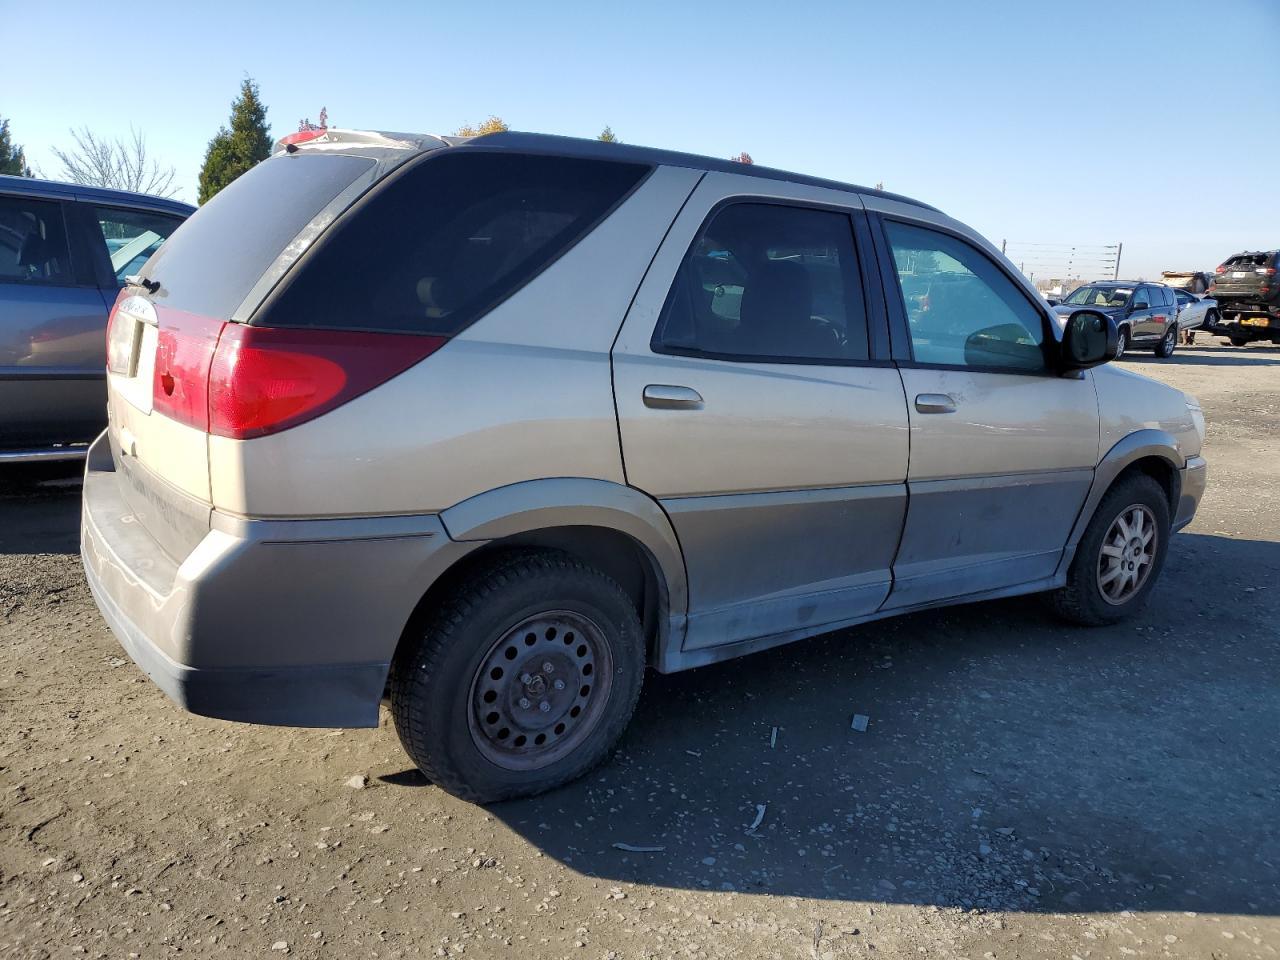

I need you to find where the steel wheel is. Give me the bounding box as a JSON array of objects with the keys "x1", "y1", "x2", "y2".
[
  {"x1": 468, "y1": 611, "x2": 614, "y2": 772},
  {"x1": 1096, "y1": 504, "x2": 1158, "y2": 605}
]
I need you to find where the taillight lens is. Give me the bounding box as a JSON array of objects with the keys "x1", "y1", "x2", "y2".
[
  {"x1": 153, "y1": 311, "x2": 224, "y2": 431},
  {"x1": 1215, "y1": 265, "x2": 1227, "y2": 274},
  {"x1": 206, "y1": 326, "x2": 447, "y2": 439}
]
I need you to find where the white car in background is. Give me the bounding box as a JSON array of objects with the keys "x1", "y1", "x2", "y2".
[{"x1": 1172, "y1": 289, "x2": 1219, "y2": 343}]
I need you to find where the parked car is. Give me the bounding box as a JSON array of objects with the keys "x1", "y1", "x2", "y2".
[
  {"x1": 1053, "y1": 281, "x2": 1183, "y2": 357},
  {"x1": 0, "y1": 176, "x2": 192, "y2": 461},
  {"x1": 1208, "y1": 249, "x2": 1280, "y2": 346},
  {"x1": 1172, "y1": 289, "x2": 1219, "y2": 344},
  {"x1": 1161, "y1": 270, "x2": 1213, "y2": 294},
  {"x1": 81, "y1": 129, "x2": 1206, "y2": 803}
]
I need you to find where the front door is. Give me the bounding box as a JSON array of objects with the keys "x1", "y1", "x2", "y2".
[
  {"x1": 613, "y1": 174, "x2": 910, "y2": 651},
  {"x1": 872, "y1": 214, "x2": 1101, "y2": 609}
]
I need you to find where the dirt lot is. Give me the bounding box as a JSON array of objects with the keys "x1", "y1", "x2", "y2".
[{"x1": 2, "y1": 343, "x2": 1278, "y2": 960}]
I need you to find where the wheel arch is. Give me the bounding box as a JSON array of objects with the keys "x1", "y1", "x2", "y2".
[
  {"x1": 1059, "y1": 430, "x2": 1182, "y2": 574},
  {"x1": 421, "y1": 479, "x2": 689, "y2": 666}
]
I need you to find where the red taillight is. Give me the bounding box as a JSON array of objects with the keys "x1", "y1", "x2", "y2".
[
  {"x1": 206, "y1": 326, "x2": 447, "y2": 439},
  {"x1": 1215, "y1": 265, "x2": 1227, "y2": 274},
  {"x1": 1264, "y1": 267, "x2": 1277, "y2": 276},
  {"x1": 152, "y1": 310, "x2": 224, "y2": 431}
]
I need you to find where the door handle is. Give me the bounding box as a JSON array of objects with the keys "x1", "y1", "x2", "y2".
[
  {"x1": 643, "y1": 384, "x2": 704, "y2": 410},
  {"x1": 914, "y1": 393, "x2": 956, "y2": 414}
]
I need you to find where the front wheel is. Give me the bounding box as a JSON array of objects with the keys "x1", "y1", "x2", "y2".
[
  {"x1": 1154, "y1": 326, "x2": 1177, "y2": 358},
  {"x1": 390, "y1": 550, "x2": 645, "y2": 803},
  {"x1": 1114, "y1": 327, "x2": 1128, "y2": 359},
  {"x1": 1047, "y1": 473, "x2": 1171, "y2": 626}
]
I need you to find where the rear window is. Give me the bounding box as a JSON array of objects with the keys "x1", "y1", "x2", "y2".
[
  {"x1": 141, "y1": 154, "x2": 376, "y2": 319},
  {"x1": 258, "y1": 151, "x2": 650, "y2": 335}
]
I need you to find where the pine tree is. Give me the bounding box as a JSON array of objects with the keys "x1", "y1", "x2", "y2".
[
  {"x1": 197, "y1": 78, "x2": 273, "y2": 204},
  {"x1": 597, "y1": 126, "x2": 618, "y2": 143},
  {"x1": 0, "y1": 117, "x2": 33, "y2": 177}
]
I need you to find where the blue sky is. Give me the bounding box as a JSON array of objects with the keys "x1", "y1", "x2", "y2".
[{"x1": 5, "y1": 0, "x2": 1278, "y2": 280}]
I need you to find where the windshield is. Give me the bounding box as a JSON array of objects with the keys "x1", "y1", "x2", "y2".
[{"x1": 1064, "y1": 285, "x2": 1132, "y2": 307}]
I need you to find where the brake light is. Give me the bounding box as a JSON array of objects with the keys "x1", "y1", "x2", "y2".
[
  {"x1": 1215, "y1": 265, "x2": 1227, "y2": 274},
  {"x1": 153, "y1": 311, "x2": 224, "y2": 431},
  {"x1": 278, "y1": 128, "x2": 328, "y2": 148},
  {"x1": 1261, "y1": 267, "x2": 1277, "y2": 275},
  {"x1": 206, "y1": 326, "x2": 446, "y2": 439}
]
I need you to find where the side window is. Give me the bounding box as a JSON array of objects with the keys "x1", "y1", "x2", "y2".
[
  {"x1": 92, "y1": 207, "x2": 184, "y2": 285},
  {"x1": 884, "y1": 220, "x2": 1046, "y2": 371},
  {"x1": 1135, "y1": 286, "x2": 1154, "y2": 308},
  {"x1": 653, "y1": 202, "x2": 868, "y2": 362},
  {"x1": 0, "y1": 195, "x2": 72, "y2": 284}
]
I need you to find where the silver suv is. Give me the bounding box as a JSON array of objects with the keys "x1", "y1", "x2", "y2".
[{"x1": 82, "y1": 129, "x2": 1207, "y2": 803}]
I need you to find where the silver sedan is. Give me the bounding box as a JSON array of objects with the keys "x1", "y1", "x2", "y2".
[{"x1": 1173, "y1": 289, "x2": 1219, "y2": 342}]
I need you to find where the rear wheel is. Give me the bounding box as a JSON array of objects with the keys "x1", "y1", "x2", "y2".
[
  {"x1": 1229, "y1": 336, "x2": 1250, "y2": 347},
  {"x1": 1154, "y1": 326, "x2": 1177, "y2": 358},
  {"x1": 1047, "y1": 473, "x2": 1170, "y2": 626},
  {"x1": 390, "y1": 550, "x2": 644, "y2": 803}
]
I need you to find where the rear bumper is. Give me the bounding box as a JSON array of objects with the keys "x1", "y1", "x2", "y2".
[
  {"x1": 80, "y1": 432, "x2": 475, "y2": 727},
  {"x1": 1174, "y1": 456, "x2": 1207, "y2": 532}
]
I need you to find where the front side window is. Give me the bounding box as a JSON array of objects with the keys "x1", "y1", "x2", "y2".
[
  {"x1": 885, "y1": 220, "x2": 1046, "y2": 371},
  {"x1": 93, "y1": 206, "x2": 184, "y2": 284},
  {"x1": 653, "y1": 202, "x2": 868, "y2": 362},
  {"x1": 0, "y1": 196, "x2": 72, "y2": 284}
]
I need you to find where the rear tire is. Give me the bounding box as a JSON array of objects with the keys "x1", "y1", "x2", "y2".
[
  {"x1": 1229, "y1": 336, "x2": 1249, "y2": 347},
  {"x1": 1047, "y1": 473, "x2": 1170, "y2": 627},
  {"x1": 390, "y1": 550, "x2": 644, "y2": 804},
  {"x1": 1154, "y1": 327, "x2": 1177, "y2": 358}
]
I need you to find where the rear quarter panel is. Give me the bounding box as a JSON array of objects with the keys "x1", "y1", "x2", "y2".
[{"x1": 210, "y1": 165, "x2": 703, "y2": 518}]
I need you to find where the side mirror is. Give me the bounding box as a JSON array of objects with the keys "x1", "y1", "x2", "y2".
[
  {"x1": 1060, "y1": 309, "x2": 1116, "y2": 370},
  {"x1": 1045, "y1": 296, "x2": 1062, "y2": 306},
  {"x1": 1131, "y1": 299, "x2": 1149, "y2": 311}
]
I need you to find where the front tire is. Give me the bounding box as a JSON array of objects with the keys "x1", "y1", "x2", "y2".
[
  {"x1": 390, "y1": 550, "x2": 645, "y2": 803},
  {"x1": 1047, "y1": 473, "x2": 1171, "y2": 626},
  {"x1": 1114, "y1": 327, "x2": 1128, "y2": 359}
]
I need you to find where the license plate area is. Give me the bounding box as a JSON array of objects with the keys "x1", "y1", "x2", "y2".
[
  {"x1": 1232, "y1": 271, "x2": 1247, "y2": 278},
  {"x1": 1242, "y1": 316, "x2": 1270, "y2": 327}
]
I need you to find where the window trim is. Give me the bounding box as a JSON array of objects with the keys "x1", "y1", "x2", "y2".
[
  {"x1": 648, "y1": 195, "x2": 886, "y2": 368},
  {"x1": 0, "y1": 195, "x2": 87, "y2": 290},
  {"x1": 252, "y1": 147, "x2": 655, "y2": 336},
  {"x1": 82, "y1": 202, "x2": 186, "y2": 290},
  {"x1": 873, "y1": 212, "x2": 1060, "y2": 377}
]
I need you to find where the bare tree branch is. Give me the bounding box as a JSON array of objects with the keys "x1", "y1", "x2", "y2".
[{"x1": 51, "y1": 126, "x2": 177, "y2": 198}]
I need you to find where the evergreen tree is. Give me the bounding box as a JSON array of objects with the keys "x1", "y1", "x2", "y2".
[
  {"x1": 597, "y1": 126, "x2": 618, "y2": 143},
  {"x1": 0, "y1": 117, "x2": 33, "y2": 177},
  {"x1": 197, "y1": 78, "x2": 273, "y2": 204}
]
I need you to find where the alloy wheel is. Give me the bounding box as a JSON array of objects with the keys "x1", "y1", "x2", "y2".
[{"x1": 1096, "y1": 504, "x2": 1158, "y2": 605}]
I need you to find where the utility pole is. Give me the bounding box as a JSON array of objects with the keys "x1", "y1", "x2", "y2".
[
  {"x1": 1114, "y1": 242, "x2": 1123, "y2": 280},
  {"x1": 1001, "y1": 238, "x2": 1007, "y2": 254}
]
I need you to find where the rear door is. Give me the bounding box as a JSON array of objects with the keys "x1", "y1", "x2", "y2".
[
  {"x1": 613, "y1": 173, "x2": 910, "y2": 651},
  {"x1": 870, "y1": 209, "x2": 1100, "y2": 608},
  {"x1": 0, "y1": 191, "x2": 109, "y2": 449}
]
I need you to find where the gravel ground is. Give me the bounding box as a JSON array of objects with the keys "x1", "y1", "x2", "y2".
[{"x1": 2, "y1": 343, "x2": 1278, "y2": 959}]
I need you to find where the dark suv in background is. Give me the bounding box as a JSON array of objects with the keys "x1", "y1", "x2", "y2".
[
  {"x1": 0, "y1": 175, "x2": 192, "y2": 462},
  {"x1": 1053, "y1": 281, "x2": 1180, "y2": 358},
  {"x1": 1209, "y1": 249, "x2": 1280, "y2": 346}
]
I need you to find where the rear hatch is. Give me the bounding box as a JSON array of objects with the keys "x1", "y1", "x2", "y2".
[
  {"x1": 104, "y1": 132, "x2": 442, "y2": 560},
  {"x1": 1211, "y1": 251, "x2": 1279, "y2": 303}
]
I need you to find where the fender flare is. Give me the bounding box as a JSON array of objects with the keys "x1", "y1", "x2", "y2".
[
  {"x1": 1059, "y1": 429, "x2": 1183, "y2": 572},
  {"x1": 440, "y1": 477, "x2": 689, "y2": 639}
]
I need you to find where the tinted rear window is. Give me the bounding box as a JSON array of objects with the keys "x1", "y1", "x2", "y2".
[
  {"x1": 258, "y1": 151, "x2": 650, "y2": 335},
  {"x1": 141, "y1": 154, "x2": 375, "y2": 318}
]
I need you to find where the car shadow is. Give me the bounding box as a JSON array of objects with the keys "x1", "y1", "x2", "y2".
[
  {"x1": 1124, "y1": 343, "x2": 1280, "y2": 366},
  {"x1": 387, "y1": 532, "x2": 1280, "y2": 916},
  {"x1": 0, "y1": 465, "x2": 82, "y2": 555}
]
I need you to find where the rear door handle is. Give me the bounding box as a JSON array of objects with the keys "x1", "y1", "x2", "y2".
[
  {"x1": 914, "y1": 393, "x2": 956, "y2": 414},
  {"x1": 643, "y1": 384, "x2": 704, "y2": 410}
]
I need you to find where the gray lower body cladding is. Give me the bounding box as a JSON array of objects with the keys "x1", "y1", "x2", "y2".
[{"x1": 80, "y1": 432, "x2": 476, "y2": 728}]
